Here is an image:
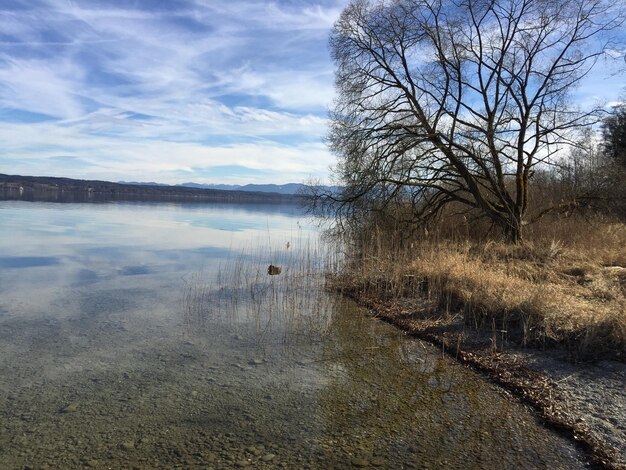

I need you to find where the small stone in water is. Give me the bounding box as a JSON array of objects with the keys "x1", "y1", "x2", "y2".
[
  {"x1": 351, "y1": 457, "x2": 370, "y2": 467},
  {"x1": 60, "y1": 403, "x2": 78, "y2": 413},
  {"x1": 261, "y1": 454, "x2": 276, "y2": 462},
  {"x1": 121, "y1": 441, "x2": 135, "y2": 450}
]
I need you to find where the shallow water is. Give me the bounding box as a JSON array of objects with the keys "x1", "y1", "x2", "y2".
[{"x1": 0, "y1": 201, "x2": 589, "y2": 469}]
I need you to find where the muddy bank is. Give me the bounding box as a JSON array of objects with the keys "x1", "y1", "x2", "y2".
[{"x1": 338, "y1": 290, "x2": 626, "y2": 469}]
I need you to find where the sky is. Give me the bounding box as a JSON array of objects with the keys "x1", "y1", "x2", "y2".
[{"x1": 0, "y1": 0, "x2": 624, "y2": 185}]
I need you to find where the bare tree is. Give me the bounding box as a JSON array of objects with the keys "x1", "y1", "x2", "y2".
[{"x1": 324, "y1": 0, "x2": 624, "y2": 242}]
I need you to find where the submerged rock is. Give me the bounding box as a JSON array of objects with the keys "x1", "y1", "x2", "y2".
[
  {"x1": 59, "y1": 403, "x2": 78, "y2": 413},
  {"x1": 121, "y1": 441, "x2": 135, "y2": 451},
  {"x1": 351, "y1": 457, "x2": 370, "y2": 467}
]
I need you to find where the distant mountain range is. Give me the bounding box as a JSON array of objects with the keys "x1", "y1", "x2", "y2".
[
  {"x1": 118, "y1": 181, "x2": 340, "y2": 195},
  {"x1": 179, "y1": 182, "x2": 307, "y2": 195},
  {"x1": 1, "y1": 174, "x2": 304, "y2": 204}
]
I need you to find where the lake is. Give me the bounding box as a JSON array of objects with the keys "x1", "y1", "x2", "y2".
[{"x1": 0, "y1": 201, "x2": 588, "y2": 468}]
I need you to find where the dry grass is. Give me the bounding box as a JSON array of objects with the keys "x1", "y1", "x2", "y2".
[{"x1": 334, "y1": 215, "x2": 626, "y2": 360}]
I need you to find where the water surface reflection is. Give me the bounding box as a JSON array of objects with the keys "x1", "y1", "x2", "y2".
[{"x1": 0, "y1": 201, "x2": 588, "y2": 468}]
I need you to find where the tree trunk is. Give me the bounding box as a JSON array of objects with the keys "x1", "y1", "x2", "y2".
[
  {"x1": 503, "y1": 215, "x2": 523, "y2": 244},
  {"x1": 494, "y1": 212, "x2": 523, "y2": 244}
]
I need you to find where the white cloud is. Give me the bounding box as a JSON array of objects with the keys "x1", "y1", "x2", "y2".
[
  {"x1": 218, "y1": 66, "x2": 335, "y2": 110},
  {"x1": 190, "y1": 1, "x2": 344, "y2": 32},
  {"x1": 0, "y1": 117, "x2": 334, "y2": 184},
  {"x1": 0, "y1": 1, "x2": 347, "y2": 183},
  {"x1": 0, "y1": 56, "x2": 86, "y2": 118}
]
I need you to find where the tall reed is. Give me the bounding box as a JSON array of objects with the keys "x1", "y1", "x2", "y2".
[{"x1": 181, "y1": 234, "x2": 344, "y2": 352}]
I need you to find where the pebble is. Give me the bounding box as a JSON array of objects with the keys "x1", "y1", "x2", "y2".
[
  {"x1": 235, "y1": 460, "x2": 251, "y2": 467},
  {"x1": 248, "y1": 358, "x2": 264, "y2": 366},
  {"x1": 121, "y1": 441, "x2": 135, "y2": 450},
  {"x1": 261, "y1": 454, "x2": 276, "y2": 462},
  {"x1": 60, "y1": 403, "x2": 79, "y2": 413},
  {"x1": 371, "y1": 457, "x2": 385, "y2": 466},
  {"x1": 351, "y1": 457, "x2": 370, "y2": 467}
]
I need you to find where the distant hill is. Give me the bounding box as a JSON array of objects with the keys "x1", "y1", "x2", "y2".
[
  {"x1": 0, "y1": 174, "x2": 302, "y2": 204},
  {"x1": 179, "y1": 182, "x2": 340, "y2": 195}
]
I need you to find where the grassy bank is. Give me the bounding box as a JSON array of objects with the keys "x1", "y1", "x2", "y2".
[{"x1": 330, "y1": 215, "x2": 626, "y2": 361}]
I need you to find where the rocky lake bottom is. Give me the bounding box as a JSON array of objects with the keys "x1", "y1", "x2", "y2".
[{"x1": 0, "y1": 291, "x2": 592, "y2": 469}]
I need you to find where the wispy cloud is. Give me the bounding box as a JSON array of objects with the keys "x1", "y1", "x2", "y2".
[{"x1": 0, "y1": 0, "x2": 347, "y2": 183}]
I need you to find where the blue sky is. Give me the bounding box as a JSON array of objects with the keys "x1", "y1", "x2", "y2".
[{"x1": 0, "y1": 1, "x2": 623, "y2": 185}]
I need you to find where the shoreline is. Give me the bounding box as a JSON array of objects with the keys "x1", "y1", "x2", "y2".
[{"x1": 338, "y1": 288, "x2": 626, "y2": 470}]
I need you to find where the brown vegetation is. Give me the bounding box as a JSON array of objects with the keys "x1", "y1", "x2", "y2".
[{"x1": 330, "y1": 213, "x2": 626, "y2": 361}]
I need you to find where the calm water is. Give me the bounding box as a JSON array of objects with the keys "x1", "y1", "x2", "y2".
[{"x1": 0, "y1": 201, "x2": 589, "y2": 469}]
